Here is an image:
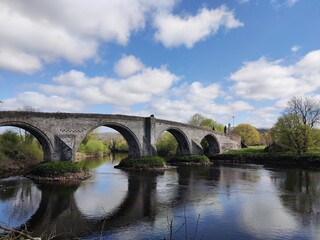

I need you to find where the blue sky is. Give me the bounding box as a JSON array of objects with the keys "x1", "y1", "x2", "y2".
[{"x1": 0, "y1": 0, "x2": 319, "y2": 128}]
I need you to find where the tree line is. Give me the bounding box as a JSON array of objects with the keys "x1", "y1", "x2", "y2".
[{"x1": 231, "y1": 96, "x2": 320, "y2": 155}]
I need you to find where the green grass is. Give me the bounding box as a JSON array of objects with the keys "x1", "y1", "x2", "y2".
[
  {"x1": 117, "y1": 156, "x2": 166, "y2": 169},
  {"x1": 31, "y1": 161, "x2": 84, "y2": 176},
  {"x1": 214, "y1": 146, "x2": 320, "y2": 165},
  {"x1": 169, "y1": 154, "x2": 210, "y2": 164}
]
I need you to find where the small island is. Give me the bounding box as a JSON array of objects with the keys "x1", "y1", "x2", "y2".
[
  {"x1": 26, "y1": 161, "x2": 90, "y2": 184},
  {"x1": 167, "y1": 154, "x2": 211, "y2": 166},
  {"x1": 115, "y1": 156, "x2": 167, "y2": 171}
]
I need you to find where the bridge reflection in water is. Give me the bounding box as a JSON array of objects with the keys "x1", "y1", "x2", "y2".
[{"x1": 1, "y1": 156, "x2": 320, "y2": 239}]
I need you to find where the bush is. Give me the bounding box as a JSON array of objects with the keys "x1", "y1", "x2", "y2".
[
  {"x1": 32, "y1": 161, "x2": 83, "y2": 176},
  {"x1": 83, "y1": 140, "x2": 108, "y2": 154},
  {"x1": 117, "y1": 156, "x2": 166, "y2": 169}
]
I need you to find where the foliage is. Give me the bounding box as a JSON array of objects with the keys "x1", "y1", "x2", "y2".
[
  {"x1": 0, "y1": 130, "x2": 43, "y2": 161},
  {"x1": 105, "y1": 135, "x2": 129, "y2": 152},
  {"x1": 83, "y1": 140, "x2": 108, "y2": 154},
  {"x1": 169, "y1": 154, "x2": 210, "y2": 164},
  {"x1": 117, "y1": 156, "x2": 166, "y2": 169},
  {"x1": 32, "y1": 161, "x2": 83, "y2": 176},
  {"x1": 259, "y1": 131, "x2": 272, "y2": 146},
  {"x1": 156, "y1": 132, "x2": 178, "y2": 156},
  {"x1": 82, "y1": 131, "x2": 99, "y2": 145},
  {"x1": 216, "y1": 146, "x2": 320, "y2": 166},
  {"x1": 188, "y1": 113, "x2": 224, "y2": 132},
  {"x1": 271, "y1": 114, "x2": 311, "y2": 155},
  {"x1": 284, "y1": 96, "x2": 320, "y2": 128},
  {"x1": 79, "y1": 131, "x2": 110, "y2": 154},
  {"x1": 231, "y1": 124, "x2": 260, "y2": 145},
  {"x1": 310, "y1": 128, "x2": 320, "y2": 148}
]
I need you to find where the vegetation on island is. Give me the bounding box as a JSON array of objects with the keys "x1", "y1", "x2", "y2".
[
  {"x1": 168, "y1": 154, "x2": 211, "y2": 165},
  {"x1": 116, "y1": 156, "x2": 166, "y2": 170},
  {"x1": 28, "y1": 161, "x2": 90, "y2": 182}
]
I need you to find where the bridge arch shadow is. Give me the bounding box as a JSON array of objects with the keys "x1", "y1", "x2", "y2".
[
  {"x1": 201, "y1": 134, "x2": 220, "y2": 156},
  {"x1": 0, "y1": 122, "x2": 53, "y2": 161},
  {"x1": 159, "y1": 128, "x2": 191, "y2": 155},
  {"x1": 83, "y1": 123, "x2": 142, "y2": 157}
]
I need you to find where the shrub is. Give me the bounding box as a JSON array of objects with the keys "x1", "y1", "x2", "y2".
[
  {"x1": 117, "y1": 156, "x2": 166, "y2": 169},
  {"x1": 32, "y1": 161, "x2": 83, "y2": 176}
]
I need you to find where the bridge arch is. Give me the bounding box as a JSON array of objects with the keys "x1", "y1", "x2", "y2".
[
  {"x1": 0, "y1": 121, "x2": 53, "y2": 161},
  {"x1": 201, "y1": 134, "x2": 220, "y2": 155},
  {"x1": 81, "y1": 122, "x2": 142, "y2": 157},
  {"x1": 158, "y1": 128, "x2": 191, "y2": 155}
]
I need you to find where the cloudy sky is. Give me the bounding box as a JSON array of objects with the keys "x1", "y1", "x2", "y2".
[{"x1": 0, "y1": 0, "x2": 319, "y2": 128}]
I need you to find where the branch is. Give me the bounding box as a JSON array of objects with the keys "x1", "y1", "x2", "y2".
[{"x1": 0, "y1": 224, "x2": 38, "y2": 240}]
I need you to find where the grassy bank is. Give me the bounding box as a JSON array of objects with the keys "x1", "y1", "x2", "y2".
[{"x1": 211, "y1": 146, "x2": 320, "y2": 167}]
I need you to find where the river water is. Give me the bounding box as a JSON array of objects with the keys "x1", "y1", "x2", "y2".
[{"x1": 0, "y1": 154, "x2": 320, "y2": 239}]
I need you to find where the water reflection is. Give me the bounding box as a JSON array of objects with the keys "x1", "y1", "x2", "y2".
[
  {"x1": 1, "y1": 158, "x2": 320, "y2": 239},
  {"x1": 271, "y1": 168, "x2": 320, "y2": 238},
  {"x1": 0, "y1": 177, "x2": 41, "y2": 229}
]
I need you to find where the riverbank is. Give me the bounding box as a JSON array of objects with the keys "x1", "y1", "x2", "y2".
[
  {"x1": 211, "y1": 147, "x2": 320, "y2": 168},
  {"x1": 0, "y1": 158, "x2": 41, "y2": 178}
]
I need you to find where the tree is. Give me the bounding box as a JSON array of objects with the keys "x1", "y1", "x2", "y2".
[
  {"x1": 231, "y1": 124, "x2": 260, "y2": 145},
  {"x1": 156, "y1": 132, "x2": 178, "y2": 156},
  {"x1": 285, "y1": 96, "x2": 320, "y2": 128},
  {"x1": 188, "y1": 113, "x2": 205, "y2": 127},
  {"x1": 271, "y1": 114, "x2": 311, "y2": 155},
  {"x1": 188, "y1": 113, "x2": 224, "y2": 132},
  {"x1": 260, "y1": 131, "x2": 272, "y2": 146}
]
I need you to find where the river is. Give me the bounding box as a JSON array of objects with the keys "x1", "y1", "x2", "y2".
[{"x1": 0, "y1": 153, "x2": 320, "y2": 239}]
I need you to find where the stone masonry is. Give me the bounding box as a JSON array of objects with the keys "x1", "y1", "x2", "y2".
[{"x1": 0, "y1": 111, "x2": 241, "y2": 161}]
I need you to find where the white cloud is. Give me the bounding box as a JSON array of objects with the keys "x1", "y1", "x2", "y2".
[
  {"x1": 286, "y1": 0, "x2": 299, "y2": 7},
  {"x1": 154, "y1": 6, "x2": 243, "y2": 48},
  {"x1": 230, "y1": 50, "x2": 320, "y2": 100},
  {"x1": 239, "y1": 0, "x2": 250, "y2": 4},
  {"x1": 46, "y1": 55, "x2": 180, "y2": 107},
  {"x1": 0, "y1": 92, "x2": 83, "y2": 112},
  {"x1": 291, "y1": 45, "x2": 300, "y2": 53},
  {"x1": 271, "y1": 0, "x2": 299, "y2": 9},
  {"x1": 0, "y1": 0, "x2": 176, "y2": 73},
  {"x1": 0, "y1": 47, "x2": 42, "y2": 74},
  {"x1": 114, "y1": 55, "x2": 145, "y2": 78}
]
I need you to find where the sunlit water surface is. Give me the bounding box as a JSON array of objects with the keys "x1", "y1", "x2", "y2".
[{"x1": 1, "y1": 153, "x2": 320, "y2": 239}]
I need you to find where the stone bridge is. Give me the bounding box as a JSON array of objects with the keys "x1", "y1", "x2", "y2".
[{"x1": 0, "y1": 111, "x2": 241, "y2": 161}]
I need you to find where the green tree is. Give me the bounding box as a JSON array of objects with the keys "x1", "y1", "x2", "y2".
[
  {"x1": 260, "y1": 131, "x2": 272, "y2": 146},
  {"x1": 156, "y1": 132, "x2": 178, "y2": 156},
  {"x1": 310, "y1": 128, "x2": 320, "y2": 148},
  {"x1": 188, "y1": 113, "x2": 224, "y2": 132},
  {"x1": 232, "y1": 124, "x2": 260, "y2": 145},
  {"x1": 271, "y1": 114, "x2": 311, "y2": 155},
  {"x1": 188, "y1": 113, "x2": 205, "y2": 127}
]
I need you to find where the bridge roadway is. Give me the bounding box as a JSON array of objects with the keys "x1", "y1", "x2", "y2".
[{"x1": 0, "y1": 111, "x2": 241, "y2": 161}]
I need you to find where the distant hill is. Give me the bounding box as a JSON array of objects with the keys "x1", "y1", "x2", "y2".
[{"x1": 257, "y1": 128, "x2": 270, "y2": 134}]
